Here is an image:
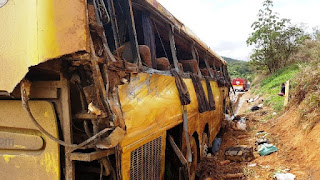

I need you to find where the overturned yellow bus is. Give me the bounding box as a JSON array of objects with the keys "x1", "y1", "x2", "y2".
[{"x1": 0, "y1": 0, "x2": 232, "y2": 179}]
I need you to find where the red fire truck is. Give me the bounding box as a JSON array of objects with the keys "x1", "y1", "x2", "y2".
[{"x1": 232, "y1": 78, "x2": 248, "y2": 91}]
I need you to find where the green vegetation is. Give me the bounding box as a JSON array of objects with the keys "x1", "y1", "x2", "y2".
[
  {"x1": 247, "y1": 0, "x2": 307, "y2": 73},
  {"x1": 223, "y1": 57, "x2": 254, "y2": 81},
  {"x1": 254, "y1": 64, "x2": 300, "y2": 112}
]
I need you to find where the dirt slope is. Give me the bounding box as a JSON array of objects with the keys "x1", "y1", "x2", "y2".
[{"x1": 200, "y1": 91, "x2": 320, "y2": 179}]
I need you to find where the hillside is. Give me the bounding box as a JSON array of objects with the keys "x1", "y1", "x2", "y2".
[{"x1": 223, "y1": 56, "x2": 253, "y2": 81}]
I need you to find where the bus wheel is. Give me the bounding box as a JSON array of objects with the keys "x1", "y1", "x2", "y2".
[
  {"x1": 189, "y1": 137, "x2": 197, "y2": 180},
  {"x1": 201, "y1": 133, "x2": 208, "y2": 160}
]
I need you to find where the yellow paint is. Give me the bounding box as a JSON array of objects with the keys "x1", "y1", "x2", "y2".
[
  {"x1": 41, "y1": 153, "x2": 59, "y2": 174},
  {"x1": 13, "y1": 145, "x2": 26, "y2": 149},
  {"x1": 0, "y1": 101, "x2": 60, "y2": 180},
  {"x1": 119, "y1": 73, "x2": 225, "y2": 179},
  {"x1": 0, "y1": 0, "x2": 89, "y2": 93},
  {"x1": 3, "y1": 155, "x2": 15, "y2": 163}
]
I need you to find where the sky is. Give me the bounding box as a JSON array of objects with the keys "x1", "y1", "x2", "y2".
[{"x1": 157, "y1": 0, "x2": 320, "y2": 61}]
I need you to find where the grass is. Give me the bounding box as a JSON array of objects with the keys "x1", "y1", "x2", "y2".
[{"x1": 254, "y1": 64, "x2": 301, "y2": 112}]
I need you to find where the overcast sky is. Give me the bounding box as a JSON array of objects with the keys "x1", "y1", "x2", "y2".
[{"x1": 157, "y1": 0, "x2": 320, "y2": 60}]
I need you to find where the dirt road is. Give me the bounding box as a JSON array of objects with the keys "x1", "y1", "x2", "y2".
[{"x1": 199, "y1": 91, "x2": 320, "y2": 179}]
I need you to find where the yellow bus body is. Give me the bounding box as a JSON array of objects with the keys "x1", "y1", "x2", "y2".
[
  {"x1": 0, "y1": 0, "x2": 89, "y2": 93},
  {"x1": 0, "y1": 0, "x2": 231, "y2": 179},
  {"x1": 119, "y1": 73, "x2": 225, "y2": 179}
]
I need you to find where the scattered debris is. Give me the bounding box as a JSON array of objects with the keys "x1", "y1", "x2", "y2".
[
  {"x1": 248, "y1": 163, "x2": 257, "y2": 167},
  {"x1": 225, "y1": 113, "x2": 235, "y2": 121},
  {"x1": 247, "y1": 96, "x2": 259, "y2": 103},
  {"x1": 88, "y1": 102, "x2": 102, "y2": 116},
  {"x1": 96, "y1": 127, "x2": 125, "y2": 149},
  {"x1": 255, "y1": 137, "x2": 269, "y2": 146},
  {"x1": 225, "y1": 146, "x2": 254, "y2": 162},
  {"x1": 231, "y1": 116, "x2": 247, "y2": 131},
  {"x1": 257, "y1": 143, "x2": 278, "y2": 156},
  {"x1": 250, "y1": 105, "x2": 261, "y2": 111},
  {"x1": 274, "y1": 173, "x2": 296, "y2": 180},
  {"x1": 211, "y1": 137, "x2": 222, "y2": 155},
  {"x1": 224, "y1": 173, "x2": 244, "y2": 179},
  {"x1": 219, "y1": 160, "x2": 231, "y2": 165},
  {"x1": 237, "y1": 134, "x2": 249, "y2": 139},
  {"x1": 273, "y1": 112, "x2": 277, "y2": 115}
]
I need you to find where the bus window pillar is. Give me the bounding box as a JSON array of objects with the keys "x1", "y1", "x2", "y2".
[
  {"x1": 191, "y1": 45, "x2": 202, "y2": 77},
  {"x1": 168, "y1": 25, "x2": 180, "y2": 73},
  {"x1": 204, "y1": 56, "x2": 214, "y2": 78}
]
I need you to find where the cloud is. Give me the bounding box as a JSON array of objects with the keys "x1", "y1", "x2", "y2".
[{"x1": 157, "y1": 0, "x2": 320, "y2": 61}]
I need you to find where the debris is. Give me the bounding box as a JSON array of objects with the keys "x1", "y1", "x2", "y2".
[
  {"x1": 255, "y1": 137, "x2": 269, "y2": 146},
  {"x1": 88, "y1": 102, "x2": 102, "y2": 116},
  {"x1": 96, "y1": 127, "x2": 125, "y2": 149},
  {"x1": 258, "y1": 103, "x2": 263, "y2": 108},
  {"x1": 232, "y1": 117, "x2": 247, "y2": 131},
  {"x1": 247, "y1": 98, "x2": 254, "y2": 103},
  {"x1": 250, "y1": 106, "x2": 261, "y2": 111},
  {"x1": 248, "y1": 163, "x2": 257, "y2": 167},
  {"x1": 273, "y1": 112, "x2": 277, "y2": 115},
  {"x1": 247, "y1": 96, "x2": 259, "y2": 103},
  {"x1": 237, "y1": 135, "x2": 249, "y2": 139},
  {"x1": 257, "y1": 143, "x2": 278, "y2": 156},
  {"x1": 224, "y1": 173, "x2": 244, "y2": 179},
  {"x1": 225, "y1": 113, "x2": 234, "y2": 121},
  {"x1": 211, "y1": 137, "x2": 222, "y2": 155},
  {"x1": 219, "y1": 160, "x2": 231, "y2": 165},
  {"x1": 207, "y1": 153, "x2": 212, "y2": 157},
  {"x1": 274, "y1": 173, "x2": 296, "y2": 180},
  {"x1": 204, "y1": 178, "x2": 213, "y2": 180},
  {"x1": 121, "y1": 78, "x2": 128, "y2": 84},
  {"x1": 234, "y1": 120, "x2": 247, "y2": 131},
  {"x1": 225, "y1": 146, "x2": 254, "y2": 162},
  {"x1": 257, "y1": 130, "x2": 264, "y2": 135}
]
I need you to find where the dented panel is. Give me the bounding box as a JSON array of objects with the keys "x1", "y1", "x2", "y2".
[{"x1": 0, "y1": 0, "x2": 89, "y2": 93}]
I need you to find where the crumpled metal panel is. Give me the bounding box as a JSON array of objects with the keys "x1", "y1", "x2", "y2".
[{"x1": 0, "y1": 0, "x2": 89, "y2": 93}]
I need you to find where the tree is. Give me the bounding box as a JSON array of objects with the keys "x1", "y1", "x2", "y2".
[{"x1": 247, "y1": 0, "x2": 307, "y2": 73}]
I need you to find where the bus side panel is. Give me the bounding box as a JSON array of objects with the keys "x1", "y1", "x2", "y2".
[
  {"x1": 0, "y1": 0, "x2": 89, "y2": 93},
  {"x1": 0, "y1": 101, "x2": 60, "y2": 180},
  {"x1": 121, "y1": 131, "x2": 166, "y2": 180}
]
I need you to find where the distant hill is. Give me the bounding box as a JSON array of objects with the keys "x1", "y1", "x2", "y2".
[{"x1": 222, "y1": 56, "x2": 253, "y2": 81}]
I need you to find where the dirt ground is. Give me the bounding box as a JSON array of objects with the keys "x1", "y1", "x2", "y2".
[{"x1": 199, "y1": 91, "x2": 320, "y2": 180}]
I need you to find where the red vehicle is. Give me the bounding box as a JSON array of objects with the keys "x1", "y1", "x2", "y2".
[{"x1": 232, "y1": 78, "x2": 248, "y2": 91}]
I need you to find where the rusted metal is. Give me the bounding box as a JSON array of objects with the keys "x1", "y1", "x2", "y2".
[
  {"x1": 169, "y1": 25, "x2": 180, "y2": 73},
  {"x1": 74, "y1": 112, "x2": 100, "y2": 120},
  {"x1": 168, "y1": 135, "x2": 189, "y2": 180},
  {"x1": 70, "y1": 149, "x2": 115, "y2": 161},
  {"x1": 120, "y1": 0, "x2": 141, "y2": 65},
  {"x1": 107, "y1": 0, "x2": 121, "y2": 49},
  {"x1": 59, "y1": 74, "x2": 75, "y2": 180},
  {"x1": 203, "y1": 56, "x2": 214, "y2": 78},
  {"x1": 191, "y1": 45, "x2": 202, "y2": 77},
  {"x1": 182, "y1": 106, "x2": 192, "y2": 163}
]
